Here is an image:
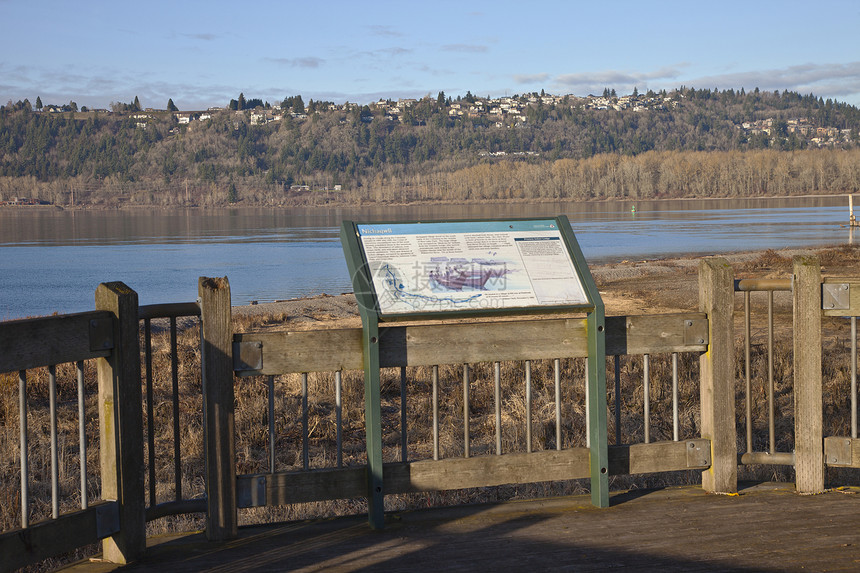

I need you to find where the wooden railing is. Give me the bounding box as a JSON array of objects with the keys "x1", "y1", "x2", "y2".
[
  {"x1": 137, "y1": 301, "x2": 206, "y2": 522},
  {"x1": 735, "y1": 260, "x2": 860, "y2": 480},
  {"x1": 0, "y1": 283, "x2": 145, "y2": 572},
  {"x1": 195, "y1": 260, "x2": 730, "y2": 539},
  {"x1": 226, "y1": 313, "x2": 711, "y2": 500},
  {"x1": 2, "y1": 256, "x2": 858, "y2": 570}
]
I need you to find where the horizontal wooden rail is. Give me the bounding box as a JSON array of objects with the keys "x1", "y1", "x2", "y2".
[
  {"x1": 605, "y1": 314, "x2": 707, "y2": 356},
  {"x1": 0, "y1": 310, "x2": 113, "y2": 372},
  {"x1": 236, "y1": 440, "x2": 710, "y2": 507},
  {"x1": 145, "y1": 499, "x2": 208, "y2": 522},
  {"x1": 0, "y1": 501, "x2": 119, "y2": 573},
  {"x1": 233, "y1": 313, "x2": 708, "y2": 376},
  {"x1": 609, "y1": 439, "x2": 710, "y2": 474},
  {"x1": 138, "y1": 302, "x2": 201, "y2": 320}
]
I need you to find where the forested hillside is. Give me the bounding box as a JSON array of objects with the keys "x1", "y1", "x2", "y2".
[{"x1": 1, "y1": 87, "x2": 859, "y2": 207}]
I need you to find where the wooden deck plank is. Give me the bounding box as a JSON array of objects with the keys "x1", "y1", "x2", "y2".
[{"x1": 61, "y1": 484, "x2": 860, "y2": 572}]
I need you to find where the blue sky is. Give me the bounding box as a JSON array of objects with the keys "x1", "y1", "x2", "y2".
[{"x1": 2, "y1": 0, "x2": 860, "y2": 111}]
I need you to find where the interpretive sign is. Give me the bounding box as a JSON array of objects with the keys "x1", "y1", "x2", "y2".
[
  {"x1": 341, "y1": 217, "x2": 595, "y2": 318},
  {"x1": 339, "y1": 216, "x2": 609, "y2": 523}
]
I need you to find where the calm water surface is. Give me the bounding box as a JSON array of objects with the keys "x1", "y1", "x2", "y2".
[{"x1": 0, "y1": 197, "x2": 854, "y2": 319}]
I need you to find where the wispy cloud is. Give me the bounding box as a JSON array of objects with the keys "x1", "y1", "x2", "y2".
[
  {"x1": 267, "y1": 57, "x2": 325, "y2": 69},
  {"x1": 181, "y1": 33, "x2": 218, "y2": 41},
  {"x1": 556, "y1": 67, "x2": 682, "y2": 86},
  {"x1": 358, "y1": 47, "x2": 412, "y2": 58},
  {"x1": 550, "y1": 62, "x2": 860, "y2": 101},
  {"x1": 442, "y1": 44, "x2": 488, "y2": 53},
  {"x1": 553, "y1": 66, "x2": 685, "y2": 95},
  {"x1": 513, "y1": 73, "x2": 550, "y2": 85},
  {"x1": 367, "y1": 25, "x2": 403, "y2": 37},
  {"x1": 312, "y1": 88, "x2": 429, "y2": 105},
  {"x1": 0, "y1": 63, "x2": 32, "y2": 85},
  {"x1": 691, "y1": 62, "x2": 860, "y2": 99}
]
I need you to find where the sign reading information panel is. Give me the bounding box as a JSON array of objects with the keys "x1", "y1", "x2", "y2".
[
  {"x1": 350, "y1": 218, "x2": 591, "y2": 317},
  {"x1": 340, "y1": 216, "x2": 609, "y2": 517}
]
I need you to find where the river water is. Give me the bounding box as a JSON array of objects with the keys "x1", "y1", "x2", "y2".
[{"x1": 0, "y1": 196, "x2": 855, "y2": 320}]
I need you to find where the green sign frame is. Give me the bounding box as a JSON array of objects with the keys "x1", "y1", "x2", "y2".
[{"x1": 340, "y1": 216, "x2": 608, "y2": 529}]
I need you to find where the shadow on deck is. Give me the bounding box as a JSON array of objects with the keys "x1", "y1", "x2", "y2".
[{"x1": 65, "y1": 483, "x2": 860, "y2": 572}]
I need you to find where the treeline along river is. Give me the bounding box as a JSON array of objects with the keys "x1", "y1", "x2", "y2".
[{"x1": 0, "y1": 195, "x2": 854, "y2": 320}]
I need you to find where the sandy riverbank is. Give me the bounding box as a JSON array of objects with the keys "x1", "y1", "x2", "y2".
[{"x1": 231, "y1": 246, "x2": 854, "y2": 331}]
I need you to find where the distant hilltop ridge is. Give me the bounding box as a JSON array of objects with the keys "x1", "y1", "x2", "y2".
[
  {"x1": 14, "y1": 87, "x2": 859, "y2": 141},
  {"x1": 1, "y1": 86, "x2": 858, "y2": 208}
]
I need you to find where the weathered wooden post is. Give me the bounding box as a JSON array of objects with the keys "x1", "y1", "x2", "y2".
[
  {"x1": 95, "y1": 282, "x2": 146, "y2": 563},
  {"x1": 199, "y1": 276, "x2": 238, "y2": 540},
  {"x1": 792, "y1": 256, "x2": 825, "y2": 493},
  {"x1": 698, "y1": 258, "x2": 738, "y2": 493}
]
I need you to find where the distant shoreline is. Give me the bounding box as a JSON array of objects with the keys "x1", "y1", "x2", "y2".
[{"x1": 0, "y1": 191, "x2": 854, "y2": 213}]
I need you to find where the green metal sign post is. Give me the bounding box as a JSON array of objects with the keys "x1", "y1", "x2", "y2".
[
  {"x1": 585, "y1": 283, "x2": 610, "y2": 508},
  {"x1": 340, "y1": 224, "x2": 385, "y2": 529},
  {"x1": 341, "y1": 216, "x2": 608, "y2": 529}
]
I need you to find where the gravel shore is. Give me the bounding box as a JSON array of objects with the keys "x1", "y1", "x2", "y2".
[{"x1": 231, "y1": 246, "x2": 834, "y2": 329}]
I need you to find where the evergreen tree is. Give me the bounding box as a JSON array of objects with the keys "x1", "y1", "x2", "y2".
[
  {"x1": 35, "y1": 96, "x2": 42, "y2": 110},
  {"x1": 133, "y1": 95, "x2": 141, "y2": 111},
  {"x1": 167, "y1": 98, "x2": 178, "y2": 112}
]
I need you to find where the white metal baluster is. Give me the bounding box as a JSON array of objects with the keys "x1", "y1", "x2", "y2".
[
  {"x1": 432, "y1": 366, "x2": 439, "y2": 461},
  {"x1": 49, "y1": 365, "x2": 59, "y2": 519},
  {"x1": 643, "y1": 354, "x2": 651, "y2": 444},
  {"x1": 463, "y1": 365, "x2": 470, "y2": 458},
  {"x1": 852, "y1": 317, "x2": 858, "y2": 439},
  {"x1": 77, "y1": 361, "x2": 87, "y2": 509},
  {"x1": 400, "y1": 367, "x2": 408, "y2": 462},
  {"x1": 19, "y1": 370, "x2": 28, "y2": 528},
  {"x1": 268, "y1": 375, "x2": 275, "y2": 472},
  {"x1": 554, "y1": 359, "x2": 562, "y2": 450},
  {"x1": 336, "y1": 371, "x2": 343, "y2": 467},
  {"x1": 525, "y1": 361, "x2": 532, "y2": 453},
  {"x1": 495, "y1": 362, "x2": 502, "y2": 455},
  {"x1": 302, "y1": 373, "x2": 309, "y2": 470},
  {"x1": 672, "y1": 353, "x2": 679, "y2": 442}
]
